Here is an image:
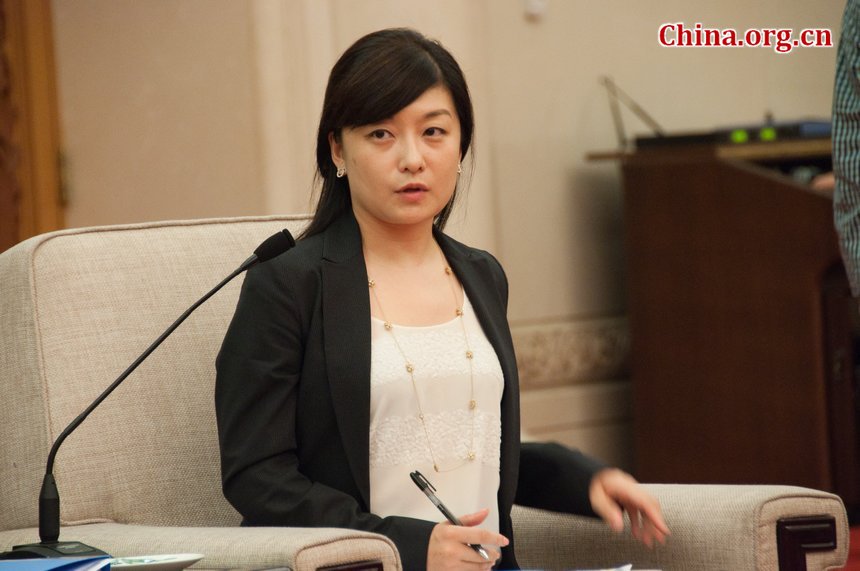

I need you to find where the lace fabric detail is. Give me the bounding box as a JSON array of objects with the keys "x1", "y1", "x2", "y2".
[
  {"x1": 368, "y1": 293, "x2": 504, "y2": 470},
  {"x1": 369, "y1": 297, "x2": 501, "y2": 388},
  {"x1": 370, "y1": 409, "x2": 501, "y2": 468}
]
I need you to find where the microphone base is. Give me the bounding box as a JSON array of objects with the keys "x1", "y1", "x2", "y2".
[{"x1": 0, "y1": 541, "x2": 109, "y2": 559}]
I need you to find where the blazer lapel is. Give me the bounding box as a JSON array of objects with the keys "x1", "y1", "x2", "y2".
[
  {"x1": 436, "y1": 231, "x2": 518, "y2": 390},
  {"x1": 320, "y1": 214, "x2": 373, "y2": 508},
  {"x1": 436, "y1": 231, "x2": 521, "y2": 515}
]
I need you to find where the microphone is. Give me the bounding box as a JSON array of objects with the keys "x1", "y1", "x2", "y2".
[
  {"x1": 599, "y1": 76, "x2": 665, "y2": 150},
  {"x1": 240, "y1": 228, "x2": 296, "y2": 270},
  {"x1": 0, "y1": 228, "x2": 296, "y2": 560}
]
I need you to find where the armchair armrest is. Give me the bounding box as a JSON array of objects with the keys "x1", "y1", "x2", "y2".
[
  {"x1": 512, "y1": 484, "x2": 848, "y2": 571},
  {"x1": 0, "y1": 523, "x2": 401, "y2": 571}
]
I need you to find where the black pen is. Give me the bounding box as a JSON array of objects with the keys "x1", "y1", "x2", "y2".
[{"x1": 409, "y1": 470, "x2": 491, "y2": 561}]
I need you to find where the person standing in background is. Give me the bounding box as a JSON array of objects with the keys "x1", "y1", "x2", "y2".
[{"x1": 834, "y1": 0, "x2": 860, "y2": 293}]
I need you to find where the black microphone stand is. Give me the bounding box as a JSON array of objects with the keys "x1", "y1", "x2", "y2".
[{"x1": 0, "y1": 230, "x2": 295, "y2": 559}]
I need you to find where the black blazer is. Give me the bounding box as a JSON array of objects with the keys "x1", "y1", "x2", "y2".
[{"x1": 215, "y1": 212, "x2": 604, "y2": 570}]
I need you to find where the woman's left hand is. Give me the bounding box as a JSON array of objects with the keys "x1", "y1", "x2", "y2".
[{"x1": 588, "y1": 468, "x2": 671, "y2": 547}]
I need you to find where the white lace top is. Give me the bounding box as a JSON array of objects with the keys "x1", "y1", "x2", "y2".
[{"x1": 368, "y1": 293, "x2": 504, "y2": 533}]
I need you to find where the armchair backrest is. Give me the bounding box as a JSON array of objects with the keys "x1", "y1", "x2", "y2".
[{"x1": 0, "y1": 215, "x2": 310, "y2": 532}]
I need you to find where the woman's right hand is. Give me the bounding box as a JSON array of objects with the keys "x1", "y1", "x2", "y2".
[{"x1": 427, "y1": 508, "x2": 508, "y2": 570}]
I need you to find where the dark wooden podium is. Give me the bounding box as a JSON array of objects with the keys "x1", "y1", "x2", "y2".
[{"x1": 606, "y1": 139, "x2": 859, "y2": 511}]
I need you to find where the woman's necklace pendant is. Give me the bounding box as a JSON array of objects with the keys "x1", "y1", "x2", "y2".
[{"x1": 369, "y1": 261, "x2": 478, "y2": 474}]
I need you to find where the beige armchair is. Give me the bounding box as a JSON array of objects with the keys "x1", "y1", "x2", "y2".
[{"x1": 0, "y1": 216, "x2": 849, "y2": 570}]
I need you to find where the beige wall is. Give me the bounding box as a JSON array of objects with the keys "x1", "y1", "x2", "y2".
[
  {"x1": 53, "y1": 0, "x2": 842, "y2": 318},
  {"x1": 52, "y1": 0, "x2": 267, "y2": 225},
  {"x1": 484, "y1": 0, "x2": 840, "y2": 322},
  {"x1": 51, "y1": 0, "x2": 844, "y2": 467}
]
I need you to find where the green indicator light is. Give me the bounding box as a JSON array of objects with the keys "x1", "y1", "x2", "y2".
[
  {"x1": 759, "y1": 126, "x2": 777, "y2": 141},
  {"x1": 730, "y1": 129, "x2": 749, "y2": 144}
]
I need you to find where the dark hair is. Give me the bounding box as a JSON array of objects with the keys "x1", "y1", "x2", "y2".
[{"x1": 300, "y1": 28, "x2": 474, "y2": 239}]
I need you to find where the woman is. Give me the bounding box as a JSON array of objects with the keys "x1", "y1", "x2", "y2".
[{"x1": 215, "y1": 28, "x2": 668, "y2": 570}]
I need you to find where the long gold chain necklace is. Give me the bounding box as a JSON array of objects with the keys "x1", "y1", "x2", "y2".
[{"x1": 368, "y1": 264, "x2": 477, "y2": 473}]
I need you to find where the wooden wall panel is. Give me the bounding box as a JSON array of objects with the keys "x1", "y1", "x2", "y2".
[{"x1": 1, "y1": 0, "x2": 62, "y2": 252}]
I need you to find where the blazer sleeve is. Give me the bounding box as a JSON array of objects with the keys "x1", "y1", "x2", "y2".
[
  {"x1": 215, "y1": 258, "x2": 436, "y2": 569},
  {"x1": 516, "y1": 441, "x2": 605, "y2": 517}
]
